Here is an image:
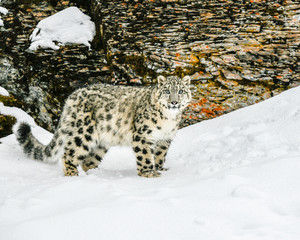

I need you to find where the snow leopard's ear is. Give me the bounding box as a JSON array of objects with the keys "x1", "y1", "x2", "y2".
[
  {"x1": 157, "y1": 75, "x2": 166, "y2": 86},
  {"x1": 182, "y1": 75, "x2": 191, "y2": 85}
]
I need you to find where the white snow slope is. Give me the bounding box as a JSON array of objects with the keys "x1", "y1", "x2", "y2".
[{"x1": 0, "y1": 86, "x2": 300, "y2": 240}]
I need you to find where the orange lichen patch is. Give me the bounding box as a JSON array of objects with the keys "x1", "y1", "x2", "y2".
[
  {"x1": 186, "y1": 98, "x2": 227, "y2": 120},
  {"x1": 35, "y1": 12, "x2": 45, "y2": 17},
  {"x1": 188, "y1": 98, "x2": 208, "y2": 108},
  {"x1": 190, "y1": 54, "x2": 199, "y2": 64},
  {"x1": 130, "y1": 78, "x2": 141, "y2": 84},
  {"x1": 201, "y1": 108, "x2": 215, "y2": 116},
  {"x1": 101, "y1": 66, "x2": 110, "y2": 71},
  {"x1": 213, "y1": 107, "x2": 226, "y2": 112}
]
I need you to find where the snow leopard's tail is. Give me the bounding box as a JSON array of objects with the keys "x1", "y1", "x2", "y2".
[{"x1": 16, "y1": 122, "x2": 61, "y2": 163}]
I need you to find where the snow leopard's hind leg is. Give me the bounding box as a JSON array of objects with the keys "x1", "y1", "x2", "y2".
[
  {"x1": 80, "y1": 146, "x2": 108, "y2": 173},
  {"x1": 62, "y1": 146, "x2": 80, "y2": 176}
]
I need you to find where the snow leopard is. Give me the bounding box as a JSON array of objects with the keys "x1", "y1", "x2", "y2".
[{"x1": 16, "y1": 75, "x2": 192, "y2": 178}]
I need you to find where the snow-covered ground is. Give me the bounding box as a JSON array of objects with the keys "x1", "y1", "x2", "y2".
[
  {"x1": 0, "y1": 86, "x2": 300, "y2": 240},
  {"x1": 29, "y1": 7, "x2": 95, "y2": 50}
]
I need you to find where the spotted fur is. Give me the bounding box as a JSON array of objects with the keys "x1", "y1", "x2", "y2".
[{"x1": 16, "y1": 75, "x2": 191, "y2": 178}]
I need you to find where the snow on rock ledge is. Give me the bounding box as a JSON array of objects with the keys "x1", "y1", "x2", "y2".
[
  {"x1": 0, "y1": 86, "x2": 9, "y2": 96},
  {"x1": 0, "y1": 5, "x2": 8, "y2": 27},
  {"x1": 29, "y1": 7, "x2": 95, "y2": 51}
]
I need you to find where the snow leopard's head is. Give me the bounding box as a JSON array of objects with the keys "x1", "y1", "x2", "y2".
[{"x1": 155, "y1": 75, "x2": 191, "y2": 113}]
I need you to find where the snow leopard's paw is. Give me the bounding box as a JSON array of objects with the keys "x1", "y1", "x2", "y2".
[{"x1": 138, "y1": 170, "x2": 161, "y2": 178}]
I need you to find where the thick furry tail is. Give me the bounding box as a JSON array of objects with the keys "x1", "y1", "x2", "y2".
[{"x1": 16, "y1": 122, "x2": 59, "y2": 163}]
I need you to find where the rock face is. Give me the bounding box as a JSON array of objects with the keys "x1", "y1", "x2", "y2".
[
  {"x1": 0, "y1": 0, "x2": 111, "y2": 131},
  {"x1": 84, "y1": 0, "x2": 300, "y2": 125},
  {"x1": 0, "y1": 0, "x2": 299, "y2": 136}
]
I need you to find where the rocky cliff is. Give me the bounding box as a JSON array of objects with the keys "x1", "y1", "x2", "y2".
[
  {"x1": 0, "y1": 0, "x2": 299, "y2": 137},
  {"x1": 85, "y1": 0, "x2": 300, "y2": 125}
]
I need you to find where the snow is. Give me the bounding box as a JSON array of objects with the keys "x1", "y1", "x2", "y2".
[
  {"x1": 29, "y1": 7, "x2": 95, "y2": 51},
  {"x1": 1, "y1": 85, "x2": 300, "y2": 240},
  {"x1": 0, "y1": 4, "x2": 8, "y2": 27},
  {"x1": 0, "y1": 86, "x2": 9, "y2": 96},
  {"x1": 0, "y1": 6, "x2": 7, "y2": 15}
]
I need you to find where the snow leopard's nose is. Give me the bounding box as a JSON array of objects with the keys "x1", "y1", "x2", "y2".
[{"x1": 171, "y1": 101, "x2": 178, "y2": 106}]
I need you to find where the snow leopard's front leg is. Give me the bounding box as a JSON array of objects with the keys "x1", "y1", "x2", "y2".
[
  {"x1": 132, "y1": 134, "x2": 161, "y2": 178},
  {"x1": 155, "y1": 140, "x2": 171, "y2": 172}
]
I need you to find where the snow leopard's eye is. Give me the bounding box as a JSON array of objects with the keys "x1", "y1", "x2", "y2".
[
  {"x1": 164, "y1": 89, "x2": 170, "y2": 94},
  {"x1": 178, "y1": 89, "x2": 183, "y2": 94}
]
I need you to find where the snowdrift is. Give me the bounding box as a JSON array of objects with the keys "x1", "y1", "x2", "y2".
[{"x1": 0, "y1": 86, "x2": 300, "y2": 240}]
